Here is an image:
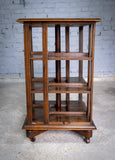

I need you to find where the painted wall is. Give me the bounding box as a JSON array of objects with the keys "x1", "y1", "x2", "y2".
[{"x1": 0, "y1": 0, "x2": 115, "y2": 78}]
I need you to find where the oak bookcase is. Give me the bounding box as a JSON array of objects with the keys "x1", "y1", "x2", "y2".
[{"x1": 16, "y1": 18, "x2": 102, "y2": 143}]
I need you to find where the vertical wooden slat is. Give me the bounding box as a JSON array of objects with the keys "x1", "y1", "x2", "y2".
[
  {"x1": 30, "y1": 26, "x2": 35, "y2": 103},
  {"x1": 90, "y1": 23, "x2": 96, "y2": 122},
  {"x1": 87, "y1": 24, "x2": 92, "y2": 119},
  {"x1": 42, "y1": 23, "x2": 49, "y2": 123},
  {"x1": 55, "y1": 25, "x2": 61, "y2": 111},
  {"x1": 23, "y1": 23, "x2": 32, "y2": 123},
  {"x1": 79, "y1": 26, "x2": 83, "y2": 101},
  {"x1": 65, "y1": 26, "x2": 70, "y2": 111}
]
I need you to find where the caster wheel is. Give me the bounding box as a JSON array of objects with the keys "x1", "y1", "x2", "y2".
[
  {"x1": 30, "y1": 137, "x2": 36, "y2": 142},
  {"x1": 85, "y1": 138, "x2": 90, "y2": 144}
]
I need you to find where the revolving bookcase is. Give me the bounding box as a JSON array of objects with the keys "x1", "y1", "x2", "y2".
[{"x1": 16, "y1": 18, "x2": 102, "y2": 143}]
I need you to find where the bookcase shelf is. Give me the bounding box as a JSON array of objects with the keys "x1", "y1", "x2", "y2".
[
  {"x1": 16, "y1": 18, "x2": 102, "y2": 143},
  {"x1": 30, "y1": 52, "x2": 92, "y2": 60},
  {"x1": 31, "y1": 77, "x2": 89, "y2": 94}
]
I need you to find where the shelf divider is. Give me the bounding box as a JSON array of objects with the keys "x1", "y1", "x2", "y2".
[
  {"x1": 79, "y1": 26, "x2": 83, "y2": 101},
  {"x1": 23, "y1": 23, "x2": 33, "y2": 123},
  {"x1": 42, "y1": 23, "x2": 49, "y2": 123},
  {"x1": 87, "y1": 24, "x2": 92, "y2": 119},
  {"x1": 66, "y1": 26, "x2": 70, "y2": 111},
  {"x1": 55, "y1": 25, "x2": 61, "y2": 111},
  {"x1": 90, "y1": 23, "x2": 96, "y2": 122}
]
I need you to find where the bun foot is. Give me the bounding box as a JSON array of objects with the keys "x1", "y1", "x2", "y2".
[
  {"x1": 30, "y1": 137, "x2": 36, "y2": 142},
  {"x1": 85, "y1": 138, "x2": 90, "y2": 143}
]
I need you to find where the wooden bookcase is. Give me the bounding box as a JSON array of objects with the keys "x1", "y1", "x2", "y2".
[{"x1": 16, "y1": 18, "x2": 102, "y2": 143}]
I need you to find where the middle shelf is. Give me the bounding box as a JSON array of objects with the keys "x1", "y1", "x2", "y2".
[
  {"x1": 31, "y1": 77, "x2": 90, "y2": 94},
  {"x1": 30, "y1": 52, "x2": 92, "y2": 60}
]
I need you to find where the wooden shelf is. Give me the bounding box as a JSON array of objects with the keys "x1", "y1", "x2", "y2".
[
  {"x1": 17, "y1": 18, "x2": 102, "y2": 22},
  {"x1": 31, "y1": 77, "x2": 90, "y2": 94},
  {"x1": 23, "y1": 117, "x2": 96, "y2": 130},
  {"x1": 48, "y1": 86, "x2": 90, "y2": 94},
  {"x1": 30, "y1": 52, "x2": 92, "y2": 60},
  {"x1": 48, "y1": 52, "x2": 91, "y2": 60},
  {"x1": 33, "y1": 100, "x2": 86, "y2": 111},
  {"x1": 22, "y1": 100, "x2": 96, "y2": 129},
  {"x1": 32, "y1": 100, "x2": 88, "y2": 124},
  {"x1": 31, "y1": 84, "x2": 90, "y2": 93},
  {"x1": 32, "y1": 77, "x2": 86, "y2": 83}
]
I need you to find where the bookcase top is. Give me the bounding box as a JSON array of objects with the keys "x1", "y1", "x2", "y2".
[{"x1": 16, "y1": 18, "x2": 102, "y2": 23}]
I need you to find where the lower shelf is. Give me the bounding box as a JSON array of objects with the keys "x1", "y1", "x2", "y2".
[
  {"x1": 22, "y1": 100, "x2": 96, "y2": 131},
  {"x1": 33, "y1": 100, "x2": 88, "y2": 124},
  {"x1": 22, "y1": 117, "x2": 96, "y2": 130}
]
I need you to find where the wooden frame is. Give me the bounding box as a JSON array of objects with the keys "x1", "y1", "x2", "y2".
[{"x1": 17, "y1": 18, "x2": 102, "y2": 143}]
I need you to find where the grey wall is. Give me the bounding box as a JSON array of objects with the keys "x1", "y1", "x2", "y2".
[{"x1": 0, "y1": 0, "x2": 115, "y2": 78}]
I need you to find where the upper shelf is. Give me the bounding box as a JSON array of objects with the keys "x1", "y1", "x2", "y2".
[
  {"x1": 16, "y1": 18, "x2": 103, "y2": 26},
  {"x1": 30, "y1": 52, "x2": 92, "y2": 61},
  {"x1": 16, "y1": 18, "x2": 102, "y2": 23}
]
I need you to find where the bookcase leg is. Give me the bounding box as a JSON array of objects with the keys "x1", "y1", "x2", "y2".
[
  {"x1": 74, "y1": 130, "x2": 92, "y2": 143},
  {"x1": 26, "y1": 130, "x2": 46, "y2": 142},
  {"x1": 23, "y1": 24, "x2": 33, "y2": 124},
  {"x1": 90, "y1": 23, "x2": 96, "y2": 122},
  {"x1": 84, "y1": 130, "x2": 92, "y2": 143},
  {"x1": 87, "y1": 24, "x2": 92, "y2": 119}
]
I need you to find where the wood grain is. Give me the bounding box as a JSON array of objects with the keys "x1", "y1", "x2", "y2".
[
  {"x1": 55, "y1": 25, "x2": 61, "y2": 111},
  {"x1": 23, "y1": 23, "x2": 32, "y2": 123},
  {"x1": 42, "y1": 23, "x2": 49, "y2": 123},
  {"x1": 87, "y1": 24, "x2": 92, "y2": 119},
  {"x1": 79, "y1": 26, "x2": 83, "y2": 101},
  {"x1": 90, "y1": 23, "x2": 96, "y2": 122},
  {"x1": 16, "y1": 18, "x2": 103, "y2": 23}
]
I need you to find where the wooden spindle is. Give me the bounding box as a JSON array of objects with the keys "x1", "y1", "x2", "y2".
[
  {"x1": 87, "y1": 24, "x2": 92, "y2": 119},
  {"x1": 23, "y1": 23, "x2": 32, "y2": 123},
  {"x1": 42, "y1": 23, "x2": 49, "y2": 123},
  {"x1": 79, "y1": 26, "x2": 83, "y2": 101},
  {"x1": 90, "y1": 23, "x2": 96, "y2": 122},
  {"x1": 65, "y1": 26, "x2": 70, "y2": 111},
  {"x1": 30, "y1": 26, "x2": 35, "y2": 103},
  {"x1": 55, "y1": 25, "x2": 61, "y2": 111}
]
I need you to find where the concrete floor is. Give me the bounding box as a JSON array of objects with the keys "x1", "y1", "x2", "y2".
[{"x1": 0, "y1": 81, "x2": 115, "y2": 160}]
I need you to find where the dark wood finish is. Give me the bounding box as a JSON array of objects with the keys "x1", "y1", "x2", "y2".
[
  {"x1": 33, "y1": 100, "x2": 86, "y2": 111},
  {"x1": 30, "y1": 27, "x2": 35, "y2": 104},
  {"x1": 48, "y1": 82, "x2": 87, "y2": 87},
  {"x1": 32, "y1": 77, "x2": 86, "y2": 83},
  {"x1": 26, "y1": 130, "x2": 46, "y2": 141},
  {"x1": 90, "y1": 23, "x2": 96, "y2": 122},
  {"x1": 42, "y1": 23, "x2": 49, "y2": 123},
  {"x1": 23, "y1": 118, "x2": 96, "y2": 130},
  {"x1": 31, "y1": 82, "x2": 90, "y2": 94},
  {"x1": 23, "y1": 23, "x2": 32, "y2": 123},
  {"x1": 87, "y1": 24, "x2": 92, "y2": 119},
  {"x1": 55, "y1": 25, "x2": 61, "y2": 111},
  {"x1": 30, "y1": 52, "x2": 92, "y2": 60},
  {"x1": 16, "y1": 18, "x2": 102, "y2": 23},
  {"x1": 17, "y1": 18, "x2": 101, "y2": 143},
  {"x1": 79, "y1": 26, "x2": 83, "y2": 101},
  {"x1": 65, "y1": 26, "x2": 70, "y2": 111},
  {"x1": 74, "y1": 130, "x2": 92, "y2": 143}
]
